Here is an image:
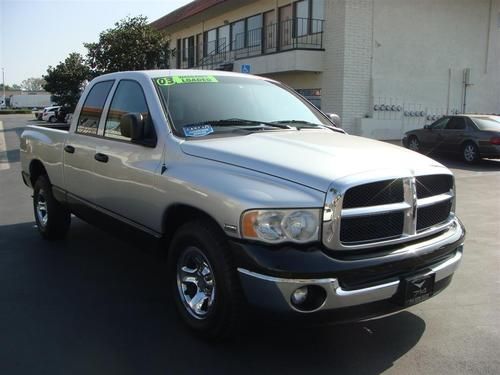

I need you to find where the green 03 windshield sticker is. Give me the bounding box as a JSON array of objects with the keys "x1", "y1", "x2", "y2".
[{"x1": 155, "y1": 76, "x2": 219, "y2": 86}]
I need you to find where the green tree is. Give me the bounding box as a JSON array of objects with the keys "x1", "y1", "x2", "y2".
[
  {"x1": 43, "y1": 53, "x2": 91, "y2": 110},
  {"x1": 21, "y1": 77, "x2": 46, "y2": 91},
  {"x1": 85, "y1": 15, "x2": 171, "y2": 74},
  {"x1": 0, "y1": 83, "x2": 21, "y2": 91}
]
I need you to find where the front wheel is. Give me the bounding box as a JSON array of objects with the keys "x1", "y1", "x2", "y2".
[
  {"x1": 33, "y1": 175, "x2": 71, "y2": 240},
  {"x1": 49, "y1": 116, "x2": 57, "y2": 123},
  {"x1": 462, "y1": 142, "x2": 479, "y2": 163},
  {"x1": 168, "y1": 220, "x2": 245, "y2": 340}
]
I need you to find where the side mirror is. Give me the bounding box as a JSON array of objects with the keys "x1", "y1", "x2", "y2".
[
  {"x1": 120, "y1": 113, "x2": 144, "y2": 141},
  {"x1": 424, "y1": 124, "x2": 431, "y2": 130},
  {"x1": 326, "y1": 113, "x2": 341, "y2": 127}
]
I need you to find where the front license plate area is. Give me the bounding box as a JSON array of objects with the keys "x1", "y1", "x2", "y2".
[{"x1": 400, "y1": 273, "x2": 435, "y2": 307}]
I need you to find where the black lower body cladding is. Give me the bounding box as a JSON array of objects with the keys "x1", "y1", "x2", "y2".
[{"x1": 229, "y1": 219, "x2": 465, "y2": 318}]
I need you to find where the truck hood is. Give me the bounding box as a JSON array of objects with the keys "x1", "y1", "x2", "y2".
[{"x1": 180, "y1": 129, "x2": 446, "y2": 192}]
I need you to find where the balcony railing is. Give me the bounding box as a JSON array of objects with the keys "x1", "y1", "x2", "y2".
[{"x1": 178, "y1": 18, "x2": 324, "y2": 70}]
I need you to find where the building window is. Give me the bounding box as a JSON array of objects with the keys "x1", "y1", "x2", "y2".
[
  {"x1": 204, "y1": 29, "x2": 217, "y2": 56},
  {"x1": 296, "y1": 88, "x2": 322, "y2": 109},
  {"x1": 183, "y1": 38, "x2": 189, "y2": 61},
  {"x1": 218, "y1": 25, "x2": 230, "y2": 52},
  {"x1": 295, "y1": 0, "x2": 309, "y2": 37},
  {"x1": 311, "y1": 0, "x2": 325, "y2": 33},
  {"x1": 176, "y1": 39, "x2": 181, "y2": 68},
  {"x1": 247, "y1": 14, "x2": 263, "y2": 48},
  {"x1": 231, "y1": 20, "x2": 245, "y2": 50},
  {"x1": 196, "y1": 33, "x2": 203, "y2": 65},
  {"x1": 294, "y1": 0, "x2": 324, "y2": 35},
  {"x1": 182, "y1": 37, "x2": 195, "y2": 68}
]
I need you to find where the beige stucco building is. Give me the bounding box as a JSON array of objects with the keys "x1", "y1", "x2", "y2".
[{"x1": 152, "y1": 0, "x2": 500, "y2": 139}]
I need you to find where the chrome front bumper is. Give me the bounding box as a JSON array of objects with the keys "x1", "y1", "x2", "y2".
[{"x1": 238, "y1": 220, "x2": 464, "y2": 314}]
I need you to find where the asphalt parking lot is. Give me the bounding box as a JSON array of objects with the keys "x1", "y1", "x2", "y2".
[{"x1": 1, "y1": 114, "x2": 499, "y2": 375}]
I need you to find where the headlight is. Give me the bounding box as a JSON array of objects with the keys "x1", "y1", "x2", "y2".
[{"x1": 241, "y1": 209, "x2": 320, "y2": 244}]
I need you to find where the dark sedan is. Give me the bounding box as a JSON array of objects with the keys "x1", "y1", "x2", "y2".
[{"x1": 402, "y1": 115, "x2": 500, "y2": 163}]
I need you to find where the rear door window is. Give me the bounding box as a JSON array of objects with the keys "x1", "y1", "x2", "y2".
[
  {"x1": 445, "y1": 117, "x2": 465, "y2": 130},
  {"x1": 76, "y1": 81, "x2": 114, "y2": 135}
]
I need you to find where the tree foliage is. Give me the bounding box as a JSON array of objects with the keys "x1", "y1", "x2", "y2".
[
  {"x1": 43, "y1": 53, "x2": 91, "y2": 110},
  {"x1": 85, "y1": 16, "x2": 171, "y2": 74},
  {"x1": 21, "y1": 77, "x2": 46, "y2": 91},
  {"x1": 0, "y1": 83, "x2": 21, "y2": 91}
]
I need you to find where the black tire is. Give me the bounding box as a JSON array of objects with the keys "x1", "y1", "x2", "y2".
[
  {"x1": 49, "y1": 116, "x2": 57, "y2": 123},
  {"x1": 462, "y1": 142, "x2": 479, "y2": 163},
  {"x1": 168, "y1": 220, "x2": 245, "y2": 340},
  {"x1": 33, "y1": 175, "x2": 71, "y2": 240},
  {"x1": 408, "y1": 136, "x2": 420, "y2": 152}
]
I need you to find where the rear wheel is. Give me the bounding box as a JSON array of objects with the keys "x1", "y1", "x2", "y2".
[
  {"x1": 462, "y1": 142, "x2": 479, "y2": 163},
  {"x1": 408, "y1": 136, "x2": 420, "y2": 152},
  {"x1": 49, "y1": 116, "x2": 57, "y2": 123},
  {"x1": 168, "y1": 220, "x2": 245, "y2": 340},
  {"x1": 33, "y1": 175, "x2": 71, "y2": 240}
]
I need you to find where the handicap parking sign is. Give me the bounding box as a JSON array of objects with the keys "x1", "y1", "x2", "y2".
[{"x1": 241, "y1": 64, "x2": 251, "y2": 74}]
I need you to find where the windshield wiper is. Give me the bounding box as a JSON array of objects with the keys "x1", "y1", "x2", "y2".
[
  {"x1": 271, "y1": 120, "x2": 345, "y2": 133},
  {"x1": 185, "y1": 118, "x2": 293, "y2": 130}
]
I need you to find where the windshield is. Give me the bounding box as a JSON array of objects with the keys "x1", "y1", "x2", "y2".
[
  {"x1": 153, "y1": 75, "x2": 331, "y2": 137},
  {"x1": 471, "y1": 116, "x2": 500, "y2": 131}
]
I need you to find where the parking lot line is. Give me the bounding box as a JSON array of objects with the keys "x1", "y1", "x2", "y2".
[{"x1": 0, "y1": 120, "x2": 10, "y2": 170}]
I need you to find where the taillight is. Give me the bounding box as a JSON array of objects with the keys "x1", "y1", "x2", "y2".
[{"x1": 490, "y1": 137, "x2": 500, "y2": 145}]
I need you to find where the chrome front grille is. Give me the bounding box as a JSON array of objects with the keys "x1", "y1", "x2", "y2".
[
  {"x1": 416, "y1": 175, "x2": 454, "y2": 198},
  {"x1": 322, "y1": 172, "x2": 455, "y2": 250},
  {"x1": 339, "y1": 211, "x2": 404, "y2": 243},
  {"x1": 417, "y1": 199, "x2": 453, "y2": 231},
  {"x1": 343, "y1": 179, "x2": 404, "y2": 208}
]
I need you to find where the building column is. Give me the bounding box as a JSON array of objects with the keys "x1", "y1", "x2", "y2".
[{"x1": 321, "y1": 0, "x2": 373, "y2": 134}]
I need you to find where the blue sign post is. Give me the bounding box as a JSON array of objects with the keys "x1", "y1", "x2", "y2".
[{"x1": 241, "y1": 64, "x2": 251, "y2": 74}]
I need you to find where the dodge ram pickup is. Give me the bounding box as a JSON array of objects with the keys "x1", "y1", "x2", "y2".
[{"x1": 20, "y1": 70, "x2": 465, "y2": 339}]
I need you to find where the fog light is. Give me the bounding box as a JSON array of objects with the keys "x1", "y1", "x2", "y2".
[{"x1": 291, "y1": 286, "x2": 308, "y2": 305}]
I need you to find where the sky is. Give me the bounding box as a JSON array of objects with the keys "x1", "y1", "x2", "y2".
[{"x1": 0, "y1": 0, "x2": 192, "y2": 85}]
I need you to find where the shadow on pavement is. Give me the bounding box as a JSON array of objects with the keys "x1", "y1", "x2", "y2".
[
  {"x1": 429, "y1": 154, "x2": 500, "y2": 172},
  {"x1": 0, "y1": 148, "x2": 20, "y2": 163},
  {"x1": 384, "y1": 140, "x2": 500, "y2": 172},
  {"x1": 0, "y1": 219, "x2": 425, "y2": 375}
]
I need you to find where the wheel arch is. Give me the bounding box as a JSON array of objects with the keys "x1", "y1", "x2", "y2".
[
  {"x1": 460, "y1": 139, "x2": 479, "y2": 149},
  {"x1": 161, "y1": 203, "x2": 226, "y2": 248},
  {"x1": 29, "y1": 159, "x2": 48, "y2": 187}
]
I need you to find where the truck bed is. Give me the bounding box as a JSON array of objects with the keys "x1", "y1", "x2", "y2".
[{"x1": 31, "y1": 123, "x2": 70, "y2": 131}]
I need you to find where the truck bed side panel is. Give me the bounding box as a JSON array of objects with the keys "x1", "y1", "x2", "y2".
[{"x1": 20, "y1": 125, "x2": 67, "y2": 188}]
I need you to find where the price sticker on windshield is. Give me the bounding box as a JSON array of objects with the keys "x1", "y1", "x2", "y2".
[
  {"x1": 183, "y1": 124, "x2": 214, "y2": 137},
  {"x1": 156, "y1": 76, "x2": 219, "y2": 86}
]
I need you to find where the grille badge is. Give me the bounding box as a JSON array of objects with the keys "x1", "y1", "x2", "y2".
[{"x1": 403, "y1": 177, "x2": 418, "y2": 236}]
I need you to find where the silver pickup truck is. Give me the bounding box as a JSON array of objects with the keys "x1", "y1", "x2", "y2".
[{"x1": 20, "y1": 70, "x2": 465, "y2": 339}]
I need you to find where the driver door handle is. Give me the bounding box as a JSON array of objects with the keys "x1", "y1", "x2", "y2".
[
  {"x1": 94, "y1": 153, "x2": 109, "y2": 163},
  {"x1": 64, "y1": 145, "x2": 75, "y2": 154}
]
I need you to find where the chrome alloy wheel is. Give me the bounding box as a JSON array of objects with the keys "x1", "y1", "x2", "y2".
[
  {"x1": 463, "y1": 144, "x2": 477, "y2": 162},
  {"x1": 176, "y1": 246, "x2": 216, "y2": 320},
  {"x1": 36, "y1": 189, "x2": 48, "y2": 228},
  {"x1": 409, "y1": 137, "x2": 420, "y2": 151}
]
